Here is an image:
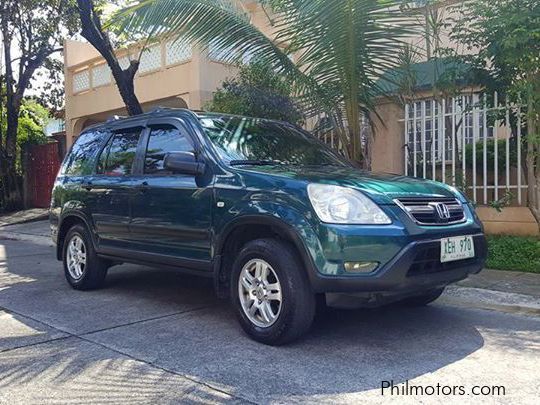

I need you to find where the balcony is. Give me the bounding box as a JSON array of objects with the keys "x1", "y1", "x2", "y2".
[{"x1": 65, "y1": 37, "x2": 238, "y2": 129}]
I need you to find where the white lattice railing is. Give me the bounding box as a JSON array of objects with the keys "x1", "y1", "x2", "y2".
[
  {"x1": 72, "y1": 70, "x2": 90, "y2": 93},
  {"x1": 72, "y1": 37, "x2": 193, "y2": 94},
  {"x1": 403, "y1": 92, "x2": 528, "y2": 206}
]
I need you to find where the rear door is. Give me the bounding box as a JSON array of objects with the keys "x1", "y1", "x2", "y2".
[
  {"x1": 86, "y1": 126, "x2": 144, "y2": 251},
  {"x1": 129, "y1": 119, "x2": 213, "y2": 270}
]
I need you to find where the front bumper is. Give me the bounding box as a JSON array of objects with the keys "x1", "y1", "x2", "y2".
[{"x1": 308, "y1": 233, "x2": 487, "y2": 295}]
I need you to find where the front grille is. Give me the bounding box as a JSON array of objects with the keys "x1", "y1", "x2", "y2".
[
  {"x1": 395, "y1": 197, "x2": 466, "y2": 225},
  {"x1": 406, "y1": 237, "x2": 486, "y2": 277}
]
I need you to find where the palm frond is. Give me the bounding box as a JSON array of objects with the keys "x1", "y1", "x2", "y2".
[{"x1": 113, "y1": 0, "x2": 296, "y2": 75}]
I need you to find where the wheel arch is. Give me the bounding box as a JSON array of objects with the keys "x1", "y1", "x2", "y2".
[
  {"x1": 56, "y1": 213, "x2": 95, "y2": 261},
  {"x1": 214, "y1": 215, "x2": 316, "y2": 298}
]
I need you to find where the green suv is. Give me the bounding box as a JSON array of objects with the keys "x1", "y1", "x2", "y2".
[{"x1": 51, "y1": 108, "x2": 487, "y2": 345}]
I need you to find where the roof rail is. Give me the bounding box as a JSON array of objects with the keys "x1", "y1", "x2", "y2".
[{"x1": 148, "y1": 106, "x2": 173, "y2": 114}]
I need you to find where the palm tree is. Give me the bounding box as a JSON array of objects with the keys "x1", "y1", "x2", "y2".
[{"x1": 116, "y1": 0, "x2": 414, "y2": 166}]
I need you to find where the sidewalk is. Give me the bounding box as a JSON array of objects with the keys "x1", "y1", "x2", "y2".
[
  {"x1": 0, "y1": 208, "x2": 49, "y2": 227},
  {"x1": 443, "y1": 269, "x2": 540, "y2": 316},
  {"x1": 458, "y1": 269, "x2": 540, "y2": 298}
]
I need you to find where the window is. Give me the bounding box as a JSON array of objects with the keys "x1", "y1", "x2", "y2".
[
  {"x1": 98, "y1": 129, "x2": 142, "y2": 176},
  {"x1": 199, "y1": 115, "x2": 348, "y2": 166},
  {"x1": 63, "y1": 130, "x2": 104, "y2": 176},
  {"x1": 144, "y1": 125, "x2": 193, "y2": 174}
]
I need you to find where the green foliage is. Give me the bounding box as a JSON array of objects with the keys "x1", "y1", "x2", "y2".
[
  {"x1": 0, "y1": 97, "x2": 50, "y2": 148},
  {"x1": 17, "y1": 100, "x2": 50, "y2": 146},
  {"x1": 464, "y1": 139, "x2": 518, "y2": 174},
  {"x1": 205, "y1": 61, "x2": 304, "y2": 124},
  {"x1": 488, "y1": 190, "x2": 514, "y2": 212},
  {"x1": 450, "y1": 0, "x2": 540, "y2": 94},
  {"x1": 486, "y1": 235, "x2": 540, "y2": 273},
  {"x1": 1, "y1": 98, "x2": 49, "y2": 148}
]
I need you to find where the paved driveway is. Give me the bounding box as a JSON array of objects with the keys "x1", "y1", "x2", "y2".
[{"x1": 0, "y1": 223, "x2": 538, "y2": 404}]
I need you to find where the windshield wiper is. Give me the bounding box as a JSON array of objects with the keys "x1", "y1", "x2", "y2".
[{"x1": 229, "y1": 160, "x2": 285, "y2": 166}]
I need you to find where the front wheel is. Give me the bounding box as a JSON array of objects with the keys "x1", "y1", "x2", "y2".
[{"x1": 231, "y1": 239, "x2": 315, "y2": 345}]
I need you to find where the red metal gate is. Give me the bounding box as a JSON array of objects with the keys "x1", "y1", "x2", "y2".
[{"x1": 26, "y1": 142, "x2": 61, "y2": 208}]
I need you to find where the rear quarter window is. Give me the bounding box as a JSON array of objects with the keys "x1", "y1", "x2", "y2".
[{"x1": 62, "y1": 130, "x2": 107, "y2": 176}]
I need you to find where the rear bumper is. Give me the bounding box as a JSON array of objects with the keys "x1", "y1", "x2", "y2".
[{"x1": 309, "y1": 233, "x2": 487, "y2": 294}]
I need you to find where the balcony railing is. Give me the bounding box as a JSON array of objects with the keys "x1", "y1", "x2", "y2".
[{"x1": 71, "y1": 37, "x2": 193, "y2": 95}]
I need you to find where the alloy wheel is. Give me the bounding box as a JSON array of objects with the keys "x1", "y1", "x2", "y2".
[
  {"x1": 238, "y1": 259, "x2": 282, "y2": 328},
  {"x1": 67, "y1": 235, "x2": 87, "y2": 280}
]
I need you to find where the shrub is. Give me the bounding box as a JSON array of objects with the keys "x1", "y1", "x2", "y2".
[
  {"x1": 205, "y1": 61, "x2": 304, "y2": 125},
  {"x1": 486, "y1": 235, "x2": 540, "y2": 273},
  {"x1": 464, "y1": 138, "x2": 518, "y2": 174}
]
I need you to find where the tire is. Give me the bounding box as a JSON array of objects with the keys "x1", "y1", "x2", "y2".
[
  {"x1": 231, "y1": 238, "x2": 315, "y2": 345},
  {"x1": 402, "y1": 287, "x2": 445, "y2": 306},
  {"x1": 63, "y1": 224, "x2": 108, "y2": 290}
]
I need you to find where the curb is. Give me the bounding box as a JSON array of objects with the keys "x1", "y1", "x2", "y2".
[
  {"x1": 0, "y1": 231, "x2": 53, "y2": 247},
  {"x1": 442, "y1": 285, "x2": 540, "y2": 317},
  {"x1": 0, "y1": 214, "x2": 49, "y2": 228}
]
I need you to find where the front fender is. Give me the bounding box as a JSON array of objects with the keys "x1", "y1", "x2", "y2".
[{"x1": 213, "y1": 199, "x2": 336, "y2": 279}]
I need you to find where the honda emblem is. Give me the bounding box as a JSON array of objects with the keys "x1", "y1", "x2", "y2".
[{"x1": 433, "y1": 203, "x2": 451, "y2": 220}]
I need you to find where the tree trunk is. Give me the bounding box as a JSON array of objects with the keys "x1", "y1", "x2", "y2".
[
  {"x1": 77, "y1": 0, "x2": 143, "y2": 116},
  {"x1": 526, "y1": 90, "x2": 540, "y2": 228},
  {"x1": 1, "y1": 102, "x2": 24, "y2": 210},
  {"x1": 344, "y1": 102, "x2": 365, "y2": 168},
  {"x1": 1, "y1": 29, "x2": 23, "y2": 210},
  {"x1": 111, "y1": 65, "x2": 143, "y2": 116}
]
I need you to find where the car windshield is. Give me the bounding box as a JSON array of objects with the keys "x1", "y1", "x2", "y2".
[{"x1": 198, "y1": 115, "x2": 349, "y2": 167}]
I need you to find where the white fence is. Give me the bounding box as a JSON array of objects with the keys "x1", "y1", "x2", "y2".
[{"x1": 404, "y1": 93, "x2": 527, "y2": 206}]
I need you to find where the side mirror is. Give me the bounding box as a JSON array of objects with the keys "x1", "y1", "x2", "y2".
[{"x1": 164, "y1": 152, "x2": 206, "y2": 176}]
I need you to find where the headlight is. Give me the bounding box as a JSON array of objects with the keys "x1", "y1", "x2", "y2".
[{"x1": 307, "y1": 184, "x2": 391, "y2": 224}]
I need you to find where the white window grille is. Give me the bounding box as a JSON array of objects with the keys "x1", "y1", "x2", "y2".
[
  {"x1": 72, "y1": 70, "x2": 90, "y2": 93},
  {"x1": 92, "y1": 64, "x2": 111, "y2": 87},
  {"x1": 404, "y1": 92, "x2": 526, "y2": 205},
  {"x1": 166, "y1": 37, "x2": 192, "y2": 65},
  {"x1": 139, "y1": 45, "x2": 162, "y2": 73}
]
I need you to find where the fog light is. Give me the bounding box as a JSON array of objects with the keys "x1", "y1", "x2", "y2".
[{"x1": 344, "y1": 261, "x2": 379, "y2": 273}]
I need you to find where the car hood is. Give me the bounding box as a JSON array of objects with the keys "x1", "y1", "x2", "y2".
[{"x1": 238, "y1": 165, "x2": 461, "y2": 204}]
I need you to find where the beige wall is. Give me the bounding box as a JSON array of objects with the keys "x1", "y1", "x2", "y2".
[
  {"x1": 370, "y1": 101, "x2": 406, "y2": 174},
  {"x1": 477, "y1": 207, "x2": 539, "y2": 236}
]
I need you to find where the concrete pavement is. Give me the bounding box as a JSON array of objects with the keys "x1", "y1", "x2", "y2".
[
  {"x1": 0, "y1": 222, "x2": 539, "y2": 404},
  {"x1": 0, "y1": 209, "x2": 49, "y2": 227}
]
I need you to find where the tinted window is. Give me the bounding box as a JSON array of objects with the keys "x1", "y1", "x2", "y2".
[
  {"x1": 198, "y1": 115, "x2": 347, "y2": 166},
  {"x1": 98, "y1": 129, "x2": 142, "y2": 176},
  {"x1": 63, "y1": 130, "x2": 104, "y2": 175},
  {"x1": 144, "y1": 125, "x2": 192, "y2": 174}
]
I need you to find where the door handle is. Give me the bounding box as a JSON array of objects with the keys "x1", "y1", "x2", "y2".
[
  {"x1": 137, "y1": 181, "x2": 149, "y2": 194},
  {"x1": 82, "y1": 181, "x2": 93, "y2": 191}
]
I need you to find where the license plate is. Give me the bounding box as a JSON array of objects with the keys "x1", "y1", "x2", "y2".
[{"x1": 440, "y1": 236, "x2": 475, "y2": 263}]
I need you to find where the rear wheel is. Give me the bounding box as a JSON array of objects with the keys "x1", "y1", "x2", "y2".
[
  {"x1": 402, "y1": 287, "x2": 445, "y2": 306},
  {"x1": 63, "y1": 224, "x2": 108, "y2": 290},
  {"x1": 231, "y1": 238, "x2": 315, "y2": 345}
]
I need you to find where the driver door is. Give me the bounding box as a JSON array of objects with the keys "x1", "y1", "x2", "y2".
[{"x1": 129, "y1": 120, "x2": 213, "y2": 271}]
